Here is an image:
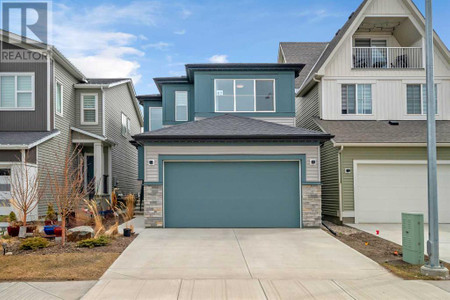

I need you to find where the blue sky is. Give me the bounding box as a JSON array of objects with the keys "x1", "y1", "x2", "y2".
[{"x1": 47, "y1": 0, "x2": 450, "y2": 95}]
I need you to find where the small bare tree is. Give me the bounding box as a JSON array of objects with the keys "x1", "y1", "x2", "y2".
[
  {"x1": 48, "y1": 145, "x2": 87, "y2": 245},
  {"x1": 9, "y1": 155, "x2": 45, "y2": 226}
]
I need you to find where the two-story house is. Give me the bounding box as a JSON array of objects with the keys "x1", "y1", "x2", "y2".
[
  {"x1": 0, "y1": 30, "x2": 143, "y2": 219},
  {"x1": 279, "y1": 0, "x2": 450, "y2": 224},
  {"x1": 133, "y1": 64, "x2": 332, "y2": 228}
]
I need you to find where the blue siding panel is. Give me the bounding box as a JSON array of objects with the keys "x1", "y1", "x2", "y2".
[{"x1": 164, "y1": 161, "x2": 300, "y2": 228}]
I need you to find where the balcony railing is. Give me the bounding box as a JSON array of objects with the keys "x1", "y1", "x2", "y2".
[{"x1": 352, "y1": 47, "x2": 423, "y2": 69}]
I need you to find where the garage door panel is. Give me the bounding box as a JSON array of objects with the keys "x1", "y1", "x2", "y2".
[
  {"x1": 164, "y1": 161, "x2": 300, "y2": 228},
  {"x1": 355, "y1": 163, "x2": 450, "y2": 223}
]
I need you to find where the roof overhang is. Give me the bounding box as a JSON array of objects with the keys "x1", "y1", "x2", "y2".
[
  {"x1": 332, "y1": 142, "x2": 450, "y2": 147},
  {"x1": 0, "y1": 130, "x2": 60, "y2": 150}
]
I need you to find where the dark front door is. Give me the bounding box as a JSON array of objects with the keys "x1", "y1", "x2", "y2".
[{"x1": 86, "y1": 155, "x2": 95, "y2": 199}]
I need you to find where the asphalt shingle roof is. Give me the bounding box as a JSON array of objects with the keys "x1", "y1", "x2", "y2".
[
  {"x1": 134, "y1": 114, "x2": 331, "y2": 142},
  {"x1": 279, "y1": 42, "x2": 328, "y2": 89},
  {"x1": 0, "y1": 130, "x2": 59, "y2": 147},
  {"x1": 315, "y1": 119, "x2": 450, "y2": 144}
]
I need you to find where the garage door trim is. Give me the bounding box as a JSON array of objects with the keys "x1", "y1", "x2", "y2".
[
  {"x1": 353, "y1": 159, "x2": 450, "y2": 223},
  {"x1": 161, "y1": 154, "x2": 306, "y2": 228}
]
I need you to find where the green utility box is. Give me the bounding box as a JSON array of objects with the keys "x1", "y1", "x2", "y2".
[{"x1": 402, "y1": 213, "x2": 424, "y2": 265}]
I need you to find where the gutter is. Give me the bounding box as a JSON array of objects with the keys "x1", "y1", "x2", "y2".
[
  {"x1": 332, "y1": 142, "x2": 450, "y2": 147},
  {"x1": 133, "y1": 134, "x2": 333, "y2": 142}
]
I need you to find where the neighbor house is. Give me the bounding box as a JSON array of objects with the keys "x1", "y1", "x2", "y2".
[
  {"x1": 0, "y1": 30, "x2": 143, "y2": 219},
  {"x1": 279, "y1": 0, "x2": 450, "y2": 224},
  {"x1": 133, "y1": 64, "x2": 332, "y2": 228}
]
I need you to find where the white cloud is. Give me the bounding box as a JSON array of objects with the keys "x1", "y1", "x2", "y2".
[
  {"x1": 180, "y1": 8, "x2": 192, "y2": 19},
  {"x1": 174, "y1": 29, "x2": 186, "y2": 35},
  {"x1": 296, "y1": 9, "x2": 344, "y2": 23},
  {"x1": 143, "y1": 41, "x2": 171, "y2": 50},
  {"x1": 208, "y1": 54, "x2": 228, "y2": 63},
  {"x1": 51, "y1": 2, "x2": 154, "y2": 83},
  {"x1": 138, "y1": 34, "x2": 148, "y2": 40}
]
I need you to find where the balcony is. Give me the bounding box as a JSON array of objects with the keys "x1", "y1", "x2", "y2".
[{"x1": 352, "y1": 47, "x2": 423, "y2": 69}]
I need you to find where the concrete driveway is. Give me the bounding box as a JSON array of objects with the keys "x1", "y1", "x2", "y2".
[
  {"x1": 82, "y1": 228, "x2": 450, "y2": 299},
  {"x1": 351, "y1": 223, "x2": 450, "y2": 263}
]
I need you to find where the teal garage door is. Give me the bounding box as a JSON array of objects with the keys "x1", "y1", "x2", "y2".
[{"x1": 164, "y1": 161, "x2": 300, "y2": 228}]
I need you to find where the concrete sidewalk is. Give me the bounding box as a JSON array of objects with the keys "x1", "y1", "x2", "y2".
[
  {"x1": 350, "y1": 223, "x2": 450, "y2": 263},
  {"x1": 0, "y1": 281, "x2": 96, "y2": 300}
]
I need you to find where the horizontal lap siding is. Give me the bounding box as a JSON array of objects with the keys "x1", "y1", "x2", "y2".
[
  {"x1": 321, "y1": 141, "x2": 340, "y2": 217},
  {"x1": 37, "y1": 61, "x2": 78, "y2": 216},
  {"x1": 194, "y1": 117, "x2": 295, "y2": 127},
  {"x1": 296, "y1": 84, "x2": 321, "y2": 131},
  {"x1": 104, "y1": 85, "x2": 141, "y2": 196},
  {"x1": 144, "y1": 145, "x2": 320, "y2": 183},
  {"x1": 341, "y1": 147, "x2": 450, "y2": 212}
]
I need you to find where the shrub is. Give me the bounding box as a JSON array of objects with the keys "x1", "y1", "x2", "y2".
[
  {"x1": 19, "y1": 237, "x2": 50, "y2": 250},
  {"x1": 8, "y1": 211, "x2": 17, "y2": 223},
  {"x1": 77, "y1": 235, "x2": 110, "y2": 248},
  {"x1": 45, "y1": 203, "x2": 57, "y2": 222}
]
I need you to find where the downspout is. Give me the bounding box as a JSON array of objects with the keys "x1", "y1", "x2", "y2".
[{"x1": 338, "y1": 145, "x2": 344, "y2": 223}]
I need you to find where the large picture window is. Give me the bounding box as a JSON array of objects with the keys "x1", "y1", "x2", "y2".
[
  {"x1": 215, "y1": 79, "x2": 275, "y2": 112},
  {"x1": 341, "y1": 84, "x2": 372, "y2": 115},
  {"x1": 0, "y1": 73, "x2": 34, "y2": 110},
  {"x1": 406, "y1": 84, "x2": 437, "y2": 115},
  {"x1": 81, "y1": 93, "x2": 98, "y2": 124}
]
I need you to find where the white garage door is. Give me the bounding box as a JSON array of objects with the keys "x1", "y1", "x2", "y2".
[{"x1": 355, "y1": 162, "x2": 450, "y2": 223}]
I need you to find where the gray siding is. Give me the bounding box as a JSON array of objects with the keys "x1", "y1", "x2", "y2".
[
  {"x1": 320, "y1": 141, "x2": 340, "y2": 217},
  {"x1": 296, "y1": 84, "x2": 320, "y2": 131},
  {"x1": 104, "y1": 84, "x2": 141, "y2": 196},
  {"x1": 75, "y1": 89, "x2": 103, "y2": 136},
  {"x1": 37, "y1": 60, "x2": 78, "y2": 216},
  {"x1": 0, "y1": 42, "x2": 49, "y2": 131}
]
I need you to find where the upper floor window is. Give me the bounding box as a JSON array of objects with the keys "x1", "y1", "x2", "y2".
[
  {"x1": 407, "y1": 84, "x2": 437, "y2": 115},
  {"x1": 0, "y1": 73, "x2": 34, "y2": 110},
  {"x1": 175, "y1": 91, "x2": 188, "y2": 121},
  {"x1": 56, "y1": 81, "x2": 63, "y2": 116},
  {"x1": 215, "y1": 79, "x2": 275, "y2": 112},
  {"x1": 121, "y1": 112, "x2": 131, "y2": 136},
  {"x1": 149, "y1": 107, "x2": 163, "y2": 131},
  {"x1": 341, "y1": 84, "x2": 372, "y2": 115},
  {"x1": 81, "y1": 93, "x2": 98, "y2": 125}
]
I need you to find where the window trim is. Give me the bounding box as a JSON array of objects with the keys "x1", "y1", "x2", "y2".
[
  {"x1": 0, "y1": 72, "x2": 35, "y2": 111},
  {"x1": 55, "y1": 80, "x2": 63, "y2": 117},
  {"x1": 406, "y1": 83, "x2": 438, "y2": 116},
  {"x1": 341, "y1": 83, "x2": 373, "y2": 116},
  {"x1": 149, "y1": 107, "x2": 163, "y2": 131},
  {"x1": 214, "y1": 79, "x2": 276, "y2": 113},
  {"x1": 80, "y1": 93, "x2": 98, "y2": 125},
  {"x1": 175, "y1": 91, "x2": 188, "y2": 121}
]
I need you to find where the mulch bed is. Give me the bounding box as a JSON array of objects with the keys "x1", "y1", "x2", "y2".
[{"x1": 322, "y1": 221, "x2": 450, "y2": 280}]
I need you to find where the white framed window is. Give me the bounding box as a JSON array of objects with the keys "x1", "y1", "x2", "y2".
[
  {"x1": 406, "y1": 84, "x2": 438, "y2": 115},
  {"x1": 0, "y1": 73, "x2": 35, "y2": 110},
  {"x1": 341, "y1": 84, "x2": 372, "y2": 115},
  {"x1": 127, "y1": 117, "x2": 131, "y2": 134},
  {"x1": 175, "y1": 91, "x2": 188, "y2": 121},
  {"x1": 81, "y1": 93, "x2": 98, "y2": 125},
  {"x1": 121, "y1": 113, "x2": 128, "y2": 136},
  {"x1": 55, "y1": 81, "x2": 63, "y2": 116},
  {"x1": 214, "y1": 79, "x2": 275, "y2": 112},
  {"x1": 149, "y1": 107, "x2": 163, "y2": 131}
]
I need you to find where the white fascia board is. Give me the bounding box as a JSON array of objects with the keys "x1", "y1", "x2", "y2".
[
  {"x1": 71, "y1": 127, "x2": 106, "y2": 141},
  {"x1": 332, "y1": 142, "x2": 450, "y2": 147}
]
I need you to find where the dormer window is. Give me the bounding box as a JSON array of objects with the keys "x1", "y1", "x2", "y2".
[
  {"x1": 175, "y1": 91, "x2": 188, "y2": 121},
  {"x1": 215, "y1": 79, "x2": 275, "y2": 112}
]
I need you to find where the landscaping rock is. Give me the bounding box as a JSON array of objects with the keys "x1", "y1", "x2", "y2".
[
  {"x1": 67, "y1": 226, "x2": 94, "y2": 242},
  {"x1": 5, "y1": 252, "x2": 12, "y2": 256}
]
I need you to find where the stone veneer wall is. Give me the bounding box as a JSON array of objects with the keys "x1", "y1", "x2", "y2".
[
  {"x1": 302, "y1": 184, "x2": 322, "y2": 227},
  {"x1": 144, "y1": 185, "x2": 163, "y2": 228},
  {"x1": 144, "y1": 184, "x2": 322, "y2": 228}
]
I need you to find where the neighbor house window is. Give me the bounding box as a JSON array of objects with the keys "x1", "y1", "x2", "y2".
[
  {"x1": 149, "y1": 107, "x2": 163, "y2": 131},
  {"x1": 215, "y1": 79, "x2": 275, "y2": 112},
  {"x1": 81, "y1": 93, "x2": 98, "y2": 124},
  {"x1": 121, "y1": 113, "x2": 129, "y2": 136},
  {"x1": 0, "y1": 73, "x2": 34, "y2": 110},
  {"x1": 407, "y1": 84, "x2": 437, "y2": 115},
  {"x1": 341, "y1": 84, "x2": 372, "y2": 115},
  {"x1": 175, "y1": 91, "x2": 188, "y2": 121},
  {"x1": 56, "y1": 81, "x2": 63, "y2": 116}
]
